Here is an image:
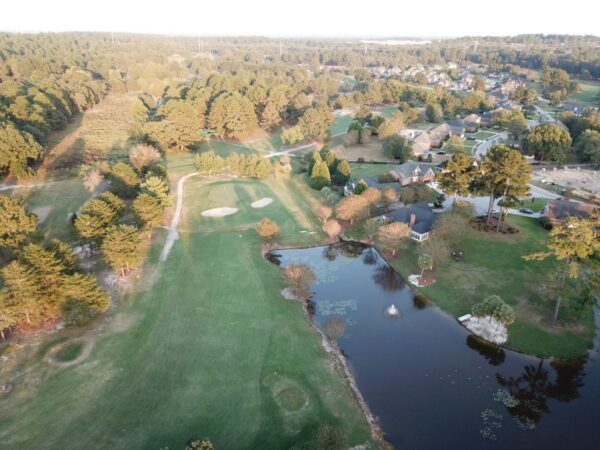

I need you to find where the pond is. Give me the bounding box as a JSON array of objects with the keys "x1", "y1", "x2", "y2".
[{"x1": 269, "y1": 243, "x2": 600, "y2": 449}]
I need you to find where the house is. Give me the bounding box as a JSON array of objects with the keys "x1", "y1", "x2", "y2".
[
  {"x1": 388, "y1": 162, "x2": 436, "y2": 186},
  {"x1": 541, "y1": 198, "x2": 596, "y2": 226},
  {"x1": 463, "y1": 113, "x2": 481, "y2": 132},
  {"x1": 412, "y1": 131, "x2": 432, "y2": 156},
  {"x1": 500, "y1": 78, "x2": 525, "y2": 95},
  {"x1": 382, "y1": 202, "x2": 435, "y2": 241},
  {"x1": 428, "y1": 123, "x2": 452, "y2": 147},
  {"x1": 447, "y1": 119, "x2": 466, "y2": 138},
  {"x1": 344, "y1": 176, "x2": 401, "y2": 196}
]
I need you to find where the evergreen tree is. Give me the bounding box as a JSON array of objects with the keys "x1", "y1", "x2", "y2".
[
  {"x1": 142, "y1": 176, "x2": 171, "y2": 206},
  {"x1": 0, "y1": 195, "x2": 38, "y2": 250},
  {"x1": 0, "y1": 123, "x2": 44, "y2": 178},
  {"x1": 133, "y1": 192, "x2": 165, "y2": 228},
  {"x1": 333, "y1": 160, "x2": 351, "y2": 185},
  {"x1": 310, "y1": 161, "x2": 331, "y2": 190},
  {"x1": 101, "y1": 225, "x2": 146, "y2": 277}
]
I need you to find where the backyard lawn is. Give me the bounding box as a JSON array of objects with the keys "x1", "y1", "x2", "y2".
[
  {"x1": 348, "y1": 162, "x2": 397, "y2": 179},
  {"x1": 0, "y1": 166, "x2": 372, "y2": 450},
  {"x1": 386, "y1": 216, "x2": 595, "y2": 358}
]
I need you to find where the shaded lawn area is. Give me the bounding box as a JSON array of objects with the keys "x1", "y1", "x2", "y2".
[
  {"x1": 386, "y1": 216, "x2": 595, "y2": 358},
  {"x1": 517, "y1": 197, "x2": 549, "y2": 212},
  {"x1": 0, "y1": 176, "x2": 371, "y2": 450},
  {"x1": 330, "y1": 115, "x2": 353, "y2": 136},
  {"x1": 9, "y1": 178, "x2": 91, "y2": 242},
  {"x1": 349, "y1": 163, "x2": 397, "y2": 179}
]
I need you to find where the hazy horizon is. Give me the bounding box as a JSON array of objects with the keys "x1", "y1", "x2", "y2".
[{"x1": 2, "y1": 0, "x2": 599, "y2": 38}]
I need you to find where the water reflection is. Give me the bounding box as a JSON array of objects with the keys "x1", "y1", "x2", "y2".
[
  {"x1": 467, "y1": 335, "x2": 506, "y2": 366},
  {"x1": 271, "y1": 242, "x2": 598, "y2": 449}
]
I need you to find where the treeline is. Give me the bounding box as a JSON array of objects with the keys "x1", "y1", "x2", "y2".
[
  {"x1": 0, "y1": 196, "x2": 109, "y2": 338},
  {"x1": 137, "y1": 71, "x2": 337, "y2": 152},
  {"x1": 0, "y1": 33, "x2": 198, "y2": 178}
]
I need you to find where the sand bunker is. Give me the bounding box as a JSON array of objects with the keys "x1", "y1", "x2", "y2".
[
  {"x1": 201, "y1": 207, "x2": 239, "y2": 217},
  {"x1": 251, "y1": 197, "x2": 273, "y2": 208},
  {"x1": 32, "y1": 206, "x2": 52, "y2": 223}
]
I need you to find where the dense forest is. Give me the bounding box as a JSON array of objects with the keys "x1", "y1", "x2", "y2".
[{"x1": 1, "y1": 32, "x2": 599, "y2": 179}]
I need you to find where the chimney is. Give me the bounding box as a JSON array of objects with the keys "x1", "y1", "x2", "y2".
[{"x1": 409, "y1": 213, "x2": 416, "y2": 227}]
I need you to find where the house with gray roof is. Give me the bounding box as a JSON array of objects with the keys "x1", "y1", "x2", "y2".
[
  {"x1": 388, "y1": 162, "x2": 436, "y2": 186},
  {"x1": 381, "y1": 202, "x2": 435, "y2": 241}
]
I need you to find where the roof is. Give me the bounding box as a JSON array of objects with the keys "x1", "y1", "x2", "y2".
[
  {"x1": 546, "y1": 199, "x2": 595, "y2": 221},
  {"x1": 464, "y1": 113, "x2": 481, "y2": 123},
  {"x1": 447, "y1": 119, "x2": 466, "y2": 132},
  {"x1": 346, "y1": 176, "x2": 401, "y2": 192},
  {"x1": 390, "y1": 162, "x2": 436, "y2": 179},
  {"x1": 385, "y1": 202, "x2": 435, "y2": 234}
]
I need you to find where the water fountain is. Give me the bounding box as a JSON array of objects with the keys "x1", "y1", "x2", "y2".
[{"x1": 386, "y1": 304, "x2": 400, "y2": 317}]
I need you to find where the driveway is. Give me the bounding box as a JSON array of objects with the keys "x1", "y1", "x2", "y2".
[{"x1": 473, "y1": 131, "x2": 509, "y2": 159}]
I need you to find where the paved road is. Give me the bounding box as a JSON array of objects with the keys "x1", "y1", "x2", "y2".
[
  {"x1": 534, "y1": 105, "x2": 555, "y2": 123},
  {"x1": 473, "y1": 131, "x2": 509, "y2": 159}
]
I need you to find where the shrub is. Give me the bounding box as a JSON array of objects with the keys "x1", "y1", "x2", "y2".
[{"x1": 256, "y1": 218, "x2": 280, "y2": 242}]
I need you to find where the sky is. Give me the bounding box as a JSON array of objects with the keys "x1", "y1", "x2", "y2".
[{"x1": 1, "y1": 0, "x2": 598, "y2": 38}]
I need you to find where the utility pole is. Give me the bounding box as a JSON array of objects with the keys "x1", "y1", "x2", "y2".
[
  {"x1": 198, "y1": 39, "x2": 204, "y2": 57},
  {"x1": 279, "y1": 40, "x2": 283, "y2": 60},
  {"x1": 111, "y1": 32, "x2": 115, "y2": 45}
]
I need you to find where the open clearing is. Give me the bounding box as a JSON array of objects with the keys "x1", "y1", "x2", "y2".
[
  {"x1": 0, "y1": 158, "x2": 371, "y2": 450},
  {"x1": 568, "y1": 80, "x2": 600, "y2": 104}
]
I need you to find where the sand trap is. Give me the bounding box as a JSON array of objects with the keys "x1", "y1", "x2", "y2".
[
  {"x1": 251, "y1": 197, "x2": 273, "y2": 208},
  {"x1": 201, "y1": 207, "x2": 239, "y2": 217},
  {"x1": 32, "y1": 206, "x2": 52, "y2": 223}
]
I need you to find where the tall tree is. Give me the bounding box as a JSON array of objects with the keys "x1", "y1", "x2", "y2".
[
  {"x1": 101, "y1": 225, "x2": 146, "y2": 277},
  {"x1": 525, "y1": 124, "x2": 572, "y2": 162},
  {"x1": 481, "y1": 145, "x2": 532, "y2": 230},
  {"x1": 525, "y1": 217, "x2": 598, "y2": 325},
  {"x1": 0, "y1": 195, "x2": 38, "y2": 250},
  {"x1": 437, "y1": 152, "x2": 476, "y2": 204}
]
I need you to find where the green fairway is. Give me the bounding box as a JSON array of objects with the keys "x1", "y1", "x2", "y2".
[
  {"x1": 0, "y1": 170, "x2": 371, "y2": 449},
  {"x1": 568, "y1": 80, "x2": 600, "y2": 105},
  {"x1": 385, "y1": 216, "x2": 595, "y2": 358}
]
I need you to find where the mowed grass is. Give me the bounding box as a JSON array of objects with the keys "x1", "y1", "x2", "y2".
[
  {"x1": 8, "y1": 178, "x2": 91, "y2": 241},
  {"x1": 387, "y1": 216, "x2": 595, "y2": 358},
  {"x1": 568, "y1": 80, "x2": 600, "y2": 105},
  {"x1": 0, "y1": 173, "x2": 371, "y2": 450},
  {"x1": 349, "y1": 163, "x2": 397, "y2": 179}
]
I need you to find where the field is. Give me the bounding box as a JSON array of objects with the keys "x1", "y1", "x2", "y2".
[
  {"x1": 568, "y1": 80, "x2": 600, "y2": 105},
  {"x1": 0, "y1": 162, "x2": 372, "y2": 450},
  {"x1": 386, "y1": 216, "x2": 595, "y2": 358},
  {"x1": 41, "y1": 93, "x2": 139, "y2": 177}
]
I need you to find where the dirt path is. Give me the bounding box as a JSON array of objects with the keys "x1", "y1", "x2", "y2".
[{"x1": 159, "y1": 172, "x2": 198, "y2": 262}]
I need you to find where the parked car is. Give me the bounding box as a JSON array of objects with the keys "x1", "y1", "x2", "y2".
[
  {"x1": 437, "y1": 151, "x2": 446, "y2": 155},
  {"x1": 519, "y1": 207, "x2": 534, "y2": 215}
]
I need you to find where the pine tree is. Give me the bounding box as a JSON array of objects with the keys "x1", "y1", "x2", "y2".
[
  {"x1": 1, "y1": 261, "x2": 43, "y2": 325},
  {"x1": 133, "y1": 193, "x2": 165, "y2": 228},
  {"x1": 333, "y1": 160, "x2": 351, "y2": 185},
  {"x1": 101, "y1": 225, "x2": 146, "y2": 277},
  {"x1": 0, "y1": 195, "x2": 38, "y2": 250},
  {"x1": 142, "y1": 175, "x2": 171, "y2": 206},
  {"x1": 0, "y1": 291, "x2": 19, "y2": 340},
  {"x1": 310, "y1": 161, "x2": 331, "y2": 190}
]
